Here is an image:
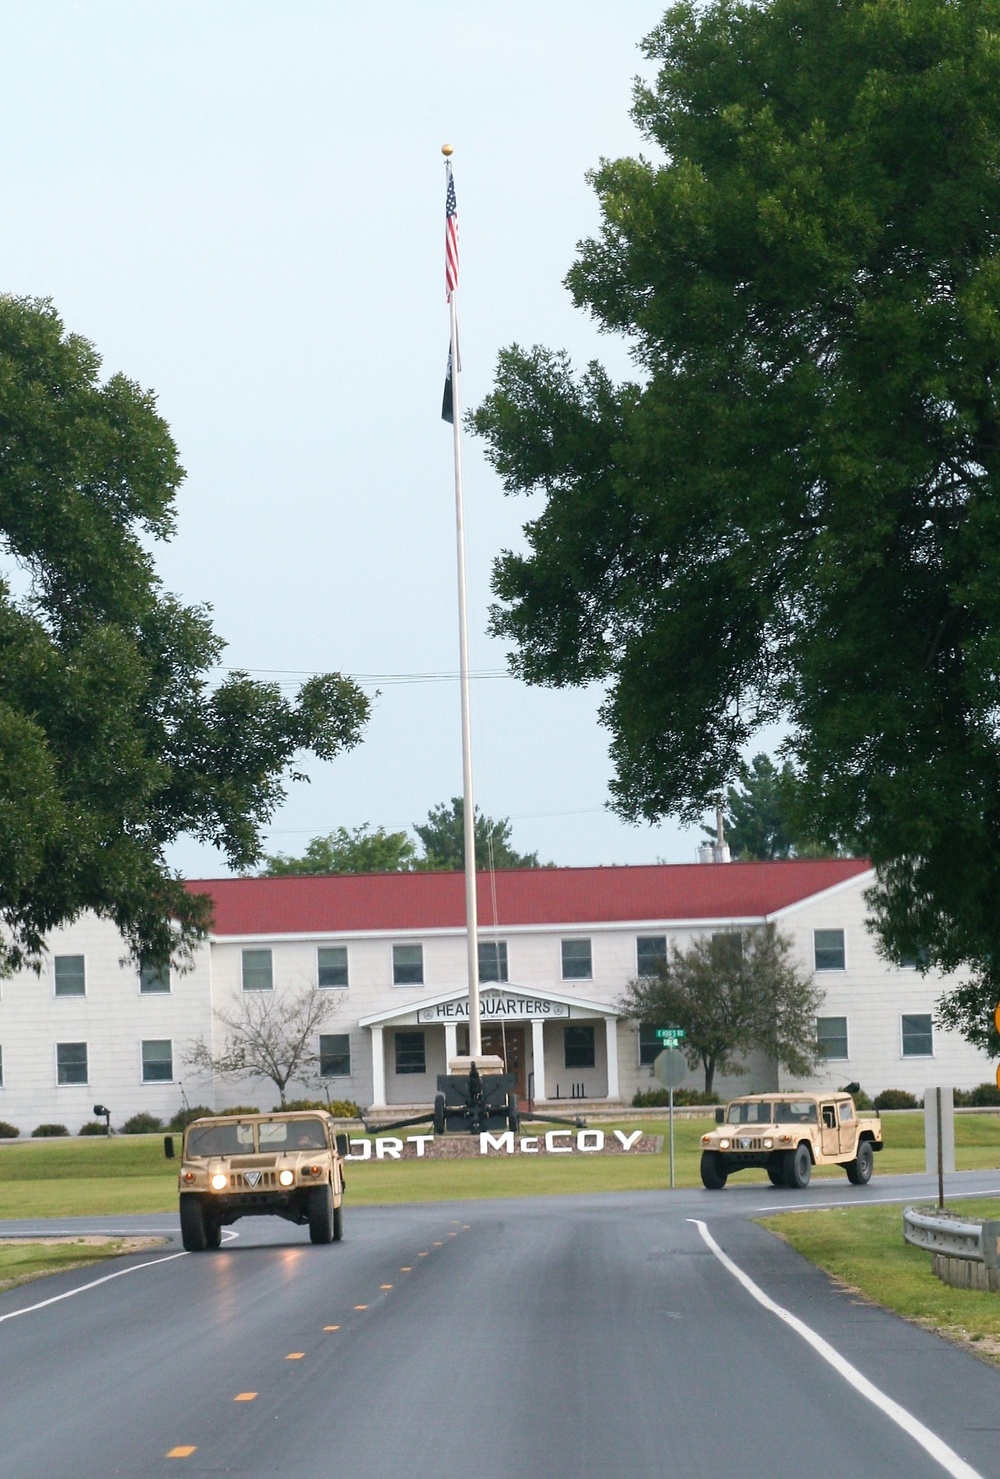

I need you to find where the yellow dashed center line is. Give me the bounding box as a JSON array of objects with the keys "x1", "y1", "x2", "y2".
[
  {"x1": 234, "y1": 1393, "x2": 257, "y2": 1402},
  {"x1": 418, "y1": 1251, "x2": 428, "y2": 1257},
  {"x1": 286, "y1": 1352, "x2": 305, "y2": 1360},
  {"x1": 380, "y1": 1283, "x2": 393, "y2": 1290},
  {"x1": 462, "y1": 1224, "x2": 470, "y2": 1229},
  {"x1": 355, "y1": 1304, "x2": 368, "y2": 1311},
  {"x1": 167, "y1": 1447, "x2": 196, "y2": 1458},
  {"x1": 433, "y1": 1241, "x2": 443, "y2": 1246},
  {"x1": 400, "y1": 1266, "x2": 412, "y2": 1272},
  {"x1": 324, "y1": 1324, "x2": 340, "y2": 1331}
]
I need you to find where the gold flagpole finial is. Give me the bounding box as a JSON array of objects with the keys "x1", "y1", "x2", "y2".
[{"x1": 441, "y1": 143, "x2": 454, "y2": 156}]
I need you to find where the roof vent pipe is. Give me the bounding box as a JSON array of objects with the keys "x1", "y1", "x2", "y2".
[{"x1": 713, "y1": 799, "x2": 731, "y2": 864}]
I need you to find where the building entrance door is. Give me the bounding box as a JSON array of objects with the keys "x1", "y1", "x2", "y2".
[{"x1": 481, "y1": 1025, "x2": 526, "y2": 1100}]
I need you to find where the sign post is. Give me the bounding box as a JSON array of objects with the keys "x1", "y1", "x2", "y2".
[{"x1": 653, "y1": 1030, "x2": 688, "y2": 1188}]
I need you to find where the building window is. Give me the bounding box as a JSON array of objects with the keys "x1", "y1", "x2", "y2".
[
  {"x1": 561, "y1": 939, "x2": 592, "y2": 981},
  {"x1": 638, "y1": 1024, "x2": 662, "y2": 1066},
  {"x1": 636, "y1": 936, "x2": 667, "y2": 978},
  {"x1": 57, "y1": 1042, "x2": 88, "y2": 1085},
  {"x1": 816, "y1": 1016, "x2": 849, "y2": 1060},
  {"x1": 392, "y1": 944, "x2": 424, "y2": 986},
  {"x1": 317, "y1": 946, "x2": 349, "y2": 989},
  {"x1": 139, "y1": 961, "x2": 170, "y2": 994},
  {"x1": 711, "y1": 931, "x2": 743, "y2": 966},
  {"x1": 478, "y1": 940, "x2": 508, "y2": 983},
  {"x1": 564, "y1": 1024, "x2": 596, "y2": 1069},
  {"x1": 141, "y1": 1039, "x2": 173, "y2": 1083},
  {"x1": 319, "y1": 1034, "x2": 351, "y2": 1077},
  {"x1": 54, "y1": 955, "x2": 86, "y2": 997},
  {"x1": 814, "y1": 929, "x2": 846, "y2": 971},
  {"x1": 902, "y1": 1014, "x2": 934, "y2": 1057},
  {"x1": 899, "y1": 948, "x2": 930, "y2": 970},
  {"x1": 242, "y1": 949, "x2": 273, "y2": 992},
  {"x1": 394, "y1": 1031, "x2": 426, "y2": 1075}
]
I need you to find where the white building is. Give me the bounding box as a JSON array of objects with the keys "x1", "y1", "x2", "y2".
[{"x1": 0, "y1": 859, "x2": 993, "y2": 1133}]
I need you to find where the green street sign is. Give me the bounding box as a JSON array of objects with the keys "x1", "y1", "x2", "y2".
[{"x1": 654, "y1": 1027, "x2": 686, "y2": 1042}]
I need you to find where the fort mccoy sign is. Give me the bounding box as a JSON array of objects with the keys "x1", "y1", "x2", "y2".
[{"x1": 346, "y1": 1129, "x2": 659, "y2": 1160}]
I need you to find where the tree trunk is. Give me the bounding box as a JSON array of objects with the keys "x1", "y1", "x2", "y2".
[{"x1": 704, "y1": 1056, "x2": 716, "y2": 1095}]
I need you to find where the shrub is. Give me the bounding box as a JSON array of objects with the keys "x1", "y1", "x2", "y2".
[
  {"x1": 32, "y1": 1123, "x2": 69, "y2": 1137},
  {"x1": 168, "y1": 1105, "x2": 214, "y2": 1131},
  {"x1": 120, "y1": 1112, "x2": 164, "y2": 1134},
  {"x1": 77, "y1": 1121, "x2": 110, "y2": 1136},
  {"x1": 0, "y1": 1120, "x2": 19, "y2": 1138},
  {"x1": 851, "y1": 1088, "x2": 874, "y2": 1111},
  {"x1": 954, "y1": 1082, "x2": 1000, "y2": 1108},
  {"x1": 277, "y1": 1098, "x2": 363, "y2": 1118},
  {"x1": 874, "y1": 1089, "x2": 920, "y2": 1111},
  {"x1": 631, "y1": 1088, "x2": 719, "y2": 1108},
  {"x1": 217, "y1": 1105, "x2": 263, "y2": 1116}
]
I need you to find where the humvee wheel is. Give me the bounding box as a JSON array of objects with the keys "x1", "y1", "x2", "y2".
[
  {"x1": 766, "y1": 1165, "x2": 784, "y2": 1187},
  {"x1": 204, "y1": 1210, "x2": 222, "y2": 1249},
  {"x1": 845, "y1": 1139, "x2": 874, "y2": 1186},
  {"x1": 700, "y1": 1151, "x2": 727, "y2": 1190},
  {"x1": 179, "y1": 1194, "x2": 209, "y2": 1252},
  {"x1": 308, "y1": 1183, "x2": 335, "y2": 1244},
  {"x1": 507, "y1": 1092, "x2": 520, "y2": 1134},
  {"x1": 333, "y1": 1201, "x2": 344, "y2": 1242},
  {"x1": 785, "y1": 1143, "x2": 812, "y2": 1189},
  {"x1": 433, "y1": 1093, "x2": 446, "y2": 1137}
]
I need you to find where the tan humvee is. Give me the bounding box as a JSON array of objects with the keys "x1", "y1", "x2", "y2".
[
  {"x1": 166, "y1": 1110, "x2": 348, "y2": 1251},
  {"x1": 699, "y1": 1092, "x2": 883, "y2": 1190}
]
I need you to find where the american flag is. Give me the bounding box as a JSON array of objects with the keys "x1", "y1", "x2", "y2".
[{"x1": 445, "y1": 165, "x2": 459, "y2": 301}]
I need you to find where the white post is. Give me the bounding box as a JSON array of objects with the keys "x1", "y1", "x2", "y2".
[
  {"x1": 604, "y1": 1017, "x2": 620, "y2": 1101},
  {"x1": 444, "y1": 1021, "x2": 458, "y2": 1068},
  {"x1": 531, "y1": 1018, "x2": 547, "y2": 1102},
  {"x1": 445, "y1": 155, "x2": 481, "y2": 1060},
  {"x1": 370, "y1": 1026, "x2": 386, "y2": 1108}
]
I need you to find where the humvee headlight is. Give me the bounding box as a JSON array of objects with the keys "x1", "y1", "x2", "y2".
[
  {"x1": 719, "y1": 1138, "x2": 730, "y2": 1150},
  {"x1": 763, "y1": 1138, "x2": 773, "y2": 1149},
  {"x1": 279, "y1": 1169, "x2": 295, "y2": 1187},
  {"x1": 211, "y1": 1173, "x2": 228, "y2": 1191}
]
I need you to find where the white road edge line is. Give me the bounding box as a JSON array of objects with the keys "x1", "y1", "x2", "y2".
[
  {"x1": 0, "y1": 1250, "x2": 188, "y2": 1325},
  {"x1": 689, "y1": 1218, "x2": 984, "y2": 1479},
  {"x1": 753, "y1": 1186, "x2": 1000, "y2": 1215}
]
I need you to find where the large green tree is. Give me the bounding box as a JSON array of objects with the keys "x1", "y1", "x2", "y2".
[
  {"x1": 474, "y1": 0, "x2": 1000, "y2": 1049},
  {"x1": 619, "y1": 926, "x2": 821, "y2": 1094},
  {"x1": 0, "y1": 296, "x2": 368, "y2": 973},
  {"x1": 414, "y1": 797, "x2": 543, "y2": 871},
  {"x1": 709, "y1": 754, "x2": 842, "y2": 860}
]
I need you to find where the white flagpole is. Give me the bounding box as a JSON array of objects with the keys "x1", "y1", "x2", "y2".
[{"x1": 443, "y1": 145, "x2": 482, "y2": 1060}]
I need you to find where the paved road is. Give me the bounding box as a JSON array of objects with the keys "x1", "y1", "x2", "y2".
[{"x1": 1, "y1": 1171, "x2": 999, "y2": 1478}]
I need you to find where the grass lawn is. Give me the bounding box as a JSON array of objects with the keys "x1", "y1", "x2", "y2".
[
  {"x1": 0, "y1": 1111, "x2": 997, "y2": 1216},
  {"x1": 0, "y1": 1236, "x2": 166, "y2": 1291},
  {"x1": 759, "y1": 1198, "x2": 1000, "y2": 1366}
]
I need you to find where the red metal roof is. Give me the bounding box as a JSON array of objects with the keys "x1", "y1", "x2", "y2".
[{"x1": 185, "y1": 859, "x2": 870, "y2": 937}]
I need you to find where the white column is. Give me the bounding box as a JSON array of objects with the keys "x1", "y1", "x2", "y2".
[
  {"x1": 604, "y1": 1017, "x2": 620, "y2": 1102},
  {"x1": 370, "y1": 1026, "x2": 386, "y2": 1108},
  {"x1": 531, "y1": 1018, "x2": 547, "y2": 1102},
  {"x1": 444, "y1": 1022, "x2": 458, "y2": 1069}
]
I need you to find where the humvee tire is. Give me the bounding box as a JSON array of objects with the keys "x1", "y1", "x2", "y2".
[
  {"x1": 700, "y1": 1151, "x2": 728, "y2": 1189},
  {"x1": 507, "y1": 1092, "x2": 520, "y2": 1134},
  {"x1": 308, "y1": 1183, "x2": 335, "y2": 1244},
  {"x1": 333, "y1": 1201, "x2": 344, "y2": 1242},
  {"x1": 845, "y1": 1139, "x2": 874, "y2": 1186},
  {"x1": 180, "y1": 1193, "x2": 210, "y2": 1252},
  {"x1": 766, "y1": 1165, "x2": 784, "y2": 1187},
  {"x1": 433, "y1": 1093, "x2": 446, "y2": 1136},
  {"x1": 204, "y1": 1209, "x2": 222, "y2": 1249},
  {"x1": 785, "y1": 1143, "x2": 812, "y2": 1189}
]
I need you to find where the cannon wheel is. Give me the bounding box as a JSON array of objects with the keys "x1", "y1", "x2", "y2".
[
  {"x1": 507, "y1": 1092, "x2": 520, "y2": 1134},
  {"x1": 433, "y1": 1093, "x2": 446, "y2": 1136}
]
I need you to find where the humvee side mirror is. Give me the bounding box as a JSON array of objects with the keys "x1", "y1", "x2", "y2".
[
  {"x1": 335, "y1": 1132, "x2": 349, "y2": 1158},
  {"x1": 715, "y1": 1107, "x2": 725, "y2": 1124},
  {"x1": 163, "y1": 1135, "x2": 175, "y2": 1159}
]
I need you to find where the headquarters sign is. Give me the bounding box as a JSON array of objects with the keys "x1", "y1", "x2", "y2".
[{"x1": 417, "y1": 994, "x2": 570, "y2": 1023}]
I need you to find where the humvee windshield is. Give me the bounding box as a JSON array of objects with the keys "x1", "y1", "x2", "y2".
[
  {"x1": 726, "y1": 1101, "x2": 774, "y2": 1125},
  {"x1": 187, "y1": 1123, "x2": 255, "y2": 1157},
  {"x1": 774, "y1": 1101, "x2": 818, "y2": 1124},
  {"x1": 260, "y1": 1118, "x2": 327, "y2": 1151}
]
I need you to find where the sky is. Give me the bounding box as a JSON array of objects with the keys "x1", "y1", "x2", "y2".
[{"x1": 1, "y1": 0, "x2": 721, "y2": 876}]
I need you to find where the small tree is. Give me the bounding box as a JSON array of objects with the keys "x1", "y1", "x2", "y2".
[
  {"x1": 414, "y1": 797, "x2": 544, "y2": 870},
  {"x1": 705, "y1": 755, "x2": 843, "y2": 862},
  {"x1": 263, "y1": 823, "x2": 418, "y2": 876},
  {"x1": 186, "y1": 986, "x2": 341, "y2": 1106},
  {"x1": 619, "y1": 925, "x2": 821, "y2": 1094}
]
